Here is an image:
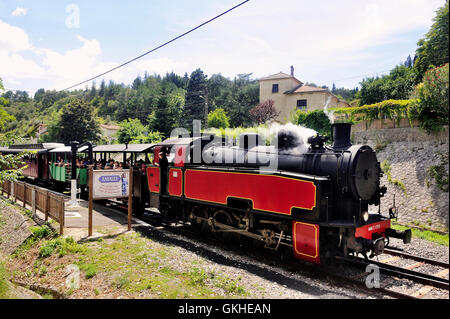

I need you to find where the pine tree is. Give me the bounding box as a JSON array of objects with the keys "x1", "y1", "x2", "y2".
[
  {"x1": 182, "y1": 69, "x2": 208, "y2": 130},
  {"x1": 404, "y1": 55, "x2": 413, "y2": 68},
  {"x1": 99, "y1": 80, "x2": 106, "y2": 98},
  {"x1": 56, "y1": 98, "x2": 101, "y2": 144}
]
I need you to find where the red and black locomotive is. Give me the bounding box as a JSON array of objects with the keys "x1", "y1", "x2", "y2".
[{"x1": 146, "y1": 123, "x2": 412, "y2": 264}]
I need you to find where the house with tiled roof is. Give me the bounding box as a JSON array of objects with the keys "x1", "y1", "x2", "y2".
[{"x1": 258, "y1": 67, "x2": 350, "y2": 123}]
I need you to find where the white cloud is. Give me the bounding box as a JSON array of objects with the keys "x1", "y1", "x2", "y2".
[
  {"x1": 160, "y1": 0, "x2": 444, "y2": 85},
  {"x1": 12, "y1": 7, "x2": 28, "y2": 17},
  {"x1": 0, "y1": 20, "x2": 32, "y2": 52}
]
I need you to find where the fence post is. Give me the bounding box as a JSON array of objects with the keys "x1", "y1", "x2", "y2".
[
  {"x1": 23, "y1": 183, "x2": 27, "y2": 208},
  {"x1": 59, "y1": 196, "x2": 64, "y2": 235},
  {"x1": 11, "y1": 182, "x2": 15, "y2": 203},
  {"x1": 44, "y1": 190, "x2": 49, "y2": 221},
  {"x1": 32, "y1": 186, "x2": 36, "y2": 218}
]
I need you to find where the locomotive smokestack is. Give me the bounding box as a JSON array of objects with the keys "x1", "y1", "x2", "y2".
[{"x1": 332, "y1": 123, "x2": 352, "y2": 149}]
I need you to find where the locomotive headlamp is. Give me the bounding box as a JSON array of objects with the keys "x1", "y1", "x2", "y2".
[{"x1": 362, "y1": 211, "x2": 369, "y2": 222}]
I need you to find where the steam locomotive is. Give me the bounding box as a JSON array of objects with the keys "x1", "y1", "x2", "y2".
[{"x1": 147, "y1": 123, "x2": 412, "y2": 264}]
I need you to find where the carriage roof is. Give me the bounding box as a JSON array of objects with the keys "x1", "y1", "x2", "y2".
[{"x1": 92, "y1": 144, "x2": 155, "y2": 153}]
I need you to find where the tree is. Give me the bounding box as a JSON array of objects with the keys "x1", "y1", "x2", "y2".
[
  {"x1": 413, "y1": 63, "x2": 449, "y2": 131},
  {"x1": 220, "y1": 73, "x2": 259, "y2": 127},
  {"x1": 55, "y1": 98, "x2": 101, "y2": 144},
  {"x1": 147, "y1": 90, "x2": 184, "y2": 137},
  {"x1": 34, "y1": 88, "x2": 46, "y2": 104},
  {"x1": 356, "y1": 65, "x2": 417, "y2": 105},
  {"x1": 0, "y1": 80, "x2": 15, "y2": 130},
  {"x1": 116, "y1": 118, "x2": 146, "y2": 144},
  {"x1": 249, "y1": 100, "x2": 279, "y2": 125},
  {"x1": 413, "y1": 0, "x2": 449, "y2": 81},
  {"x1": 404, "y1": 55, "x2": 413, "y2": 68},
  {"x1": 182, "y1": 69, "x2": 208, "y2": 129},
  {"x1": 295, "y1": 110, "x2": 332, "y2": 138},
  {"x1": 0, "y1": 77, "x2": 27, "y2": 182},
  {"x1": 207, "y1": 108, "x2": 230, "y2": 129}
]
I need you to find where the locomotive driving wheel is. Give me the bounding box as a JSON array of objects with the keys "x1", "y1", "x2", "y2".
[
  {"x1": 189, "y1": 206, "x2": 210, "y2": 234},
  {"x1": 212, "y1": 209, "x2": 237, "y2": 242}
]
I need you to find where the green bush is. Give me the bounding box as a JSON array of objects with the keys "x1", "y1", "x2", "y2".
[
  {"x1": 39, "y1": 237, "x2": 86, "y2": 258},
  {"x1": 331, "y1": 99, "x2": 415, "y2": 125},
  {"x1": 413, "y1": 63, "x2": 449, "y2": 132},
  {"x1": 207, "y1": 108, "x2": 230, "y2": 129},
  {"x1": 30, "y1": 225, "x2": 52, "y2": 239},
  {"x1": 79, "y1": 263, "x2": 97, "y2": 279},
  {"x1": 294, "y1": 110, "x2": 332, "y2": 138},
  {"x1": 428, "y1": 152, "x2": 449, "y2": 192}
]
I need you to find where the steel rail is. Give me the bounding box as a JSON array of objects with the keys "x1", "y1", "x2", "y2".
[
  {"x1": 382, "y1": 248, "x2": 449, "y2": 269},
  {"x1": 339, "y1": 256, "x2": 449, "y2": 291}
]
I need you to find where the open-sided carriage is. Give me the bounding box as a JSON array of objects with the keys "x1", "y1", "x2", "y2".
[
  {"x1": 92, "y1": 143, "x2": 155, "y2": 216},
  {"x1": 0, "y1": 143, "x2": 64, "y2": 181}
]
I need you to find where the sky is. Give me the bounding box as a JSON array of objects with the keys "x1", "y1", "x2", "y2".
[{"x1": 0, "y1": 0, "x2": 445, "y2": 95}]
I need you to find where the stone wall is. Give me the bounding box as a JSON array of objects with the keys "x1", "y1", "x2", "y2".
[{"x1": 352, "y1": 126, "x2": 449, "y2": 232}]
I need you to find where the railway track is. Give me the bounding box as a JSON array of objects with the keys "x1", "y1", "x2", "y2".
[
  {"x1": 382, "y1": 248, "x2": 449, "y2": 268},
  {"x1": 337, "y1": 248, "x2": 449, "y2": 299},
  {"x1": 103, "y1": 201, "x2": 449, "y2": 299}
]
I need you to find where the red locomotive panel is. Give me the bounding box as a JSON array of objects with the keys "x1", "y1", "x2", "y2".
[
  {"x1": 355, "y1": 219, "x2": 391, "y2": 240},
  {"x1": 168, "y1": 168, "x2": 183, "y2": 197},
  {"x1": 147, "y1": 166, "x2": 160, "y2": 193},
  {"x1": 292, "y1": 221, "x2": 320, "y2": 264},
  {"x1": 184, "y1": 169, "x2": 316, "y2": 215}
]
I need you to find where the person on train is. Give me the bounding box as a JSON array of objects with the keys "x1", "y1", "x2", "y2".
[{"x1": 155, "y1": 147, "x2": 169, "y2": 194}]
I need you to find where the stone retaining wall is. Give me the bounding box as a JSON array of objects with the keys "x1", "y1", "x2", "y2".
[{"x1": 352, "y1": 126, "x2": 449, "y2": 232}]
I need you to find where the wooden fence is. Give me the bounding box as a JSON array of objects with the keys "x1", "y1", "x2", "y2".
[{"x1": 1, "y1": 180, "x2": 65, "y2": 234}]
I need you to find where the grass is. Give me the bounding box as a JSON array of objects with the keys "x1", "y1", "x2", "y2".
[
  {"x1": 38, "y1": 237, "x2": 86, "y2": 258},
  {"x1": 4, "y1": 199, "x2": 252, "y2": 299},
  {"x1": 391, "y1": 223, "x2": 449, "y2": 246},
  {"x1": 0, "y1": 261, "x2": 10, "y2": 299},
  {"x1": 70, "y1": 232, "x2": 248, "y2": 298},
  {"x1": 8, "y1": 230, "x2": 248, "y2": 299},
  {"x1": 12, "y1": 225, "x2": 54, "y2": 258}
]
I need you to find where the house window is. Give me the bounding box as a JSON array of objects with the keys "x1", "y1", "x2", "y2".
[
  {"x1": 297, "y1": 99, "x2": 307, "y2": 110},
  {"x1": 272, "y1": 84, "x2": 279, "y2": 93}
]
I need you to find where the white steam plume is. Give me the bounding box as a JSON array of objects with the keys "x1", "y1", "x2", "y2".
[{"x1": 323, "y1": 95, "x2": 335, "y2": 124}]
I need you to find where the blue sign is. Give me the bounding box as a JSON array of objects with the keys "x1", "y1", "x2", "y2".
[{"x1": 98, "y1": 175, "x2": 121, "y2": 183}]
